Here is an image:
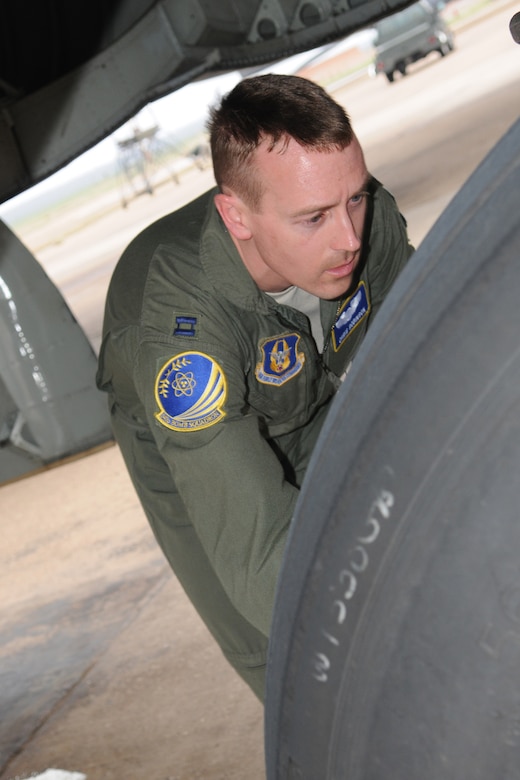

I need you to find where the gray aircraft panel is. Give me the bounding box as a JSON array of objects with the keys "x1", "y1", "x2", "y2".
[{"x1": 0, "y1": 221, "x2": 113, "y2": 484}]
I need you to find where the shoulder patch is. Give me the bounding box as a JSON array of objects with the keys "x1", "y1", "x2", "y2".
[
  {"x1": 173, "y1": 315, "x2": 197, "y2": 338},
  {"x1": 332, "y1": 281, "x2": 371, "y2": 352},
  {"x1": 255, "y1": 333, "x2": 305, "y2": 386},
  {"x1": 155, "y1": 351, "x2": 227, "y2": 431}
]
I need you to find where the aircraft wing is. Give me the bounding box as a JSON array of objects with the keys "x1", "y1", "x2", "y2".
[{"x1": 0, "y1": 0, "x2": 413, "y2": 204}]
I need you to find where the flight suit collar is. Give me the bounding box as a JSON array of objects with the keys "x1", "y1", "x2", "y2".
[{"x1": 200, "y1": 189, "x2": 272, "y2": 314}]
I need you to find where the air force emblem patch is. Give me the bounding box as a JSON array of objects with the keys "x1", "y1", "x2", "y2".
[
  {"x1": 155, "y1": 351, "x2": 227, "y2": 431},
  {"x1": 255, "y1": 333, "x2": 305, "y2": 386},
  {"x1": 332, "y1": 281, "x2": 371, "y2": 352}
]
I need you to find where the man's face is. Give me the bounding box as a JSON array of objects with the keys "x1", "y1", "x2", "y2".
[{"x1": 238, "y1": 135, "x2": 370, "y2": 300}]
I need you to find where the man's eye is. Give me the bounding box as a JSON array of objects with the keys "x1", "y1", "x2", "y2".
[
  {"x1": 346, "y1": 192, "x2": 369, "y2": 215},
  {"x1": 349, "y1": 193, "x2": 366, "y2": 206},
  {"x1": 306, "y1": 212, "x2": 325, "y2": 225}
]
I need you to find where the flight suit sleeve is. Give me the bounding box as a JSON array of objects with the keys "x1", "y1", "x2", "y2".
[{"x1": 134, "y1": 331, "x2": 303, "y2": 638}]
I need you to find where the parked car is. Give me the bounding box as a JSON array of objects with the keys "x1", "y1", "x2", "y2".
[{"x1": 373, "y1": 0, "x2": 455, "y2": 82}]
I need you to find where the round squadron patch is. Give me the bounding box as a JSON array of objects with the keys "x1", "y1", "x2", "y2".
[{"x1": 155, "y1": 351, "x2": 227, "y2": 431}]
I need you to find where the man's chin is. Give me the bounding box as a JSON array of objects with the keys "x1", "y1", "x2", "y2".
[{"x1": 317, "y1": 274, "x2": 356, "y2": 301}]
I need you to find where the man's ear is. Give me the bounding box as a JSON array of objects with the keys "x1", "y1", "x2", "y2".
[{"x1": 214, "y1": 192, "x2": 252, "y2": 241}]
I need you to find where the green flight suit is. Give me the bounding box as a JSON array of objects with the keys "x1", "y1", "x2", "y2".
[{"x1": 96, "y1": 179, "x2": 414, "y2": 701}]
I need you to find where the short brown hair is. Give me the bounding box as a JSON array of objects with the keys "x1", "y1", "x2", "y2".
[{"x1": 208, "y1": 73, "x2": 354, "y2": 209}]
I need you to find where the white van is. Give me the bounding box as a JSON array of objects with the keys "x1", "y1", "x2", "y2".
[{"x1": 373, "y1": 0, "x2": 454, "y2": 82}]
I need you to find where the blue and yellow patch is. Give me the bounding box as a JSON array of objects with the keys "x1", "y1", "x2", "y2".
[
  {"x1": 255, "y1": 333, "x2": 305, "y2": 386},
  {"x1": 155, "y1": 351, "x2": 226, "y2": 431},
  {"x1": 332, "y1": 281, "x2": 371, "y2": 352}
]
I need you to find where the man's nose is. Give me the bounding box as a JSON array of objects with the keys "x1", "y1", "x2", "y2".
[{"x1": 332, "y1": 211, "x2": 362, "y2": 252}]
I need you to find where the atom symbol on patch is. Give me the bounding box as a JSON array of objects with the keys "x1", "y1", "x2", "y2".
[{"x1": 171, "y1": 371, "x2": 196, "y2": 397}]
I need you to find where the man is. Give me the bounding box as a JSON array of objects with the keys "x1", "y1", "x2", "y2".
[{"x1": 96, "y1": 73, "x2": 414, "y2": 702}]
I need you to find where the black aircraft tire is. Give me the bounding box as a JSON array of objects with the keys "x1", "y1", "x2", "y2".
[{"x1": 265, "y1": 117, "x2": 520, "y2": 780}]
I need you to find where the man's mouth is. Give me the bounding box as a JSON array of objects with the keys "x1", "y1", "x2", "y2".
[{"x1": 326, "y1": 256, "x2": 357, "y2": 278}]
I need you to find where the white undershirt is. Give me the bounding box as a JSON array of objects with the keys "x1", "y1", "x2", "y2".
[{"x1": 267, "y1": 286, "x2": 324, "y2": 352}]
